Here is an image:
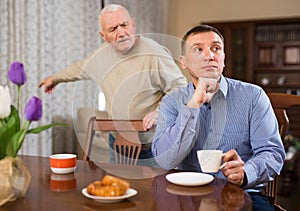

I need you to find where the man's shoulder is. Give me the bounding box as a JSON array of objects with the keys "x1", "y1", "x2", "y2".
[
  {"x1": 139, "y1": 36, "x2": 162, "y2": 46},
  {"x1": 163, "y1": 83, "x2": 191, "y2": 101},
  {"x1": 225, "y1": 77, "x2": 265, "y2": 101},
  {"x1": 138, "y1": 36, "x2": 171, "y2": 55},
  {"x1": 226, "y1": 77, "x2": 262, "y2": 92}
]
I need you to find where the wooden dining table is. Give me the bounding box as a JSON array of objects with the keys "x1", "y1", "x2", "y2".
[{"x1": 1, "y1": 155, "x2": 252, "y2": 210}]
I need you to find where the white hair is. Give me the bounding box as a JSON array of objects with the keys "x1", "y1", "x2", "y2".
[{"x1": 98, "y1": 4, "x2": 131, "y2": 31}]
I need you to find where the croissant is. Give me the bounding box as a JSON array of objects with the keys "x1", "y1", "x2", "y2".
[{"x1": 87, "y1": 175, "x2": 129, "y2": 197}]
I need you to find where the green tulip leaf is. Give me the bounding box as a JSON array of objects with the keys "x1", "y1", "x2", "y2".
[
  {"x1": 6, "y1": 129, "x2": 27, "y2": 157},
  {"x1": 0, "y1": 106, "x2": 21, "y2": 159},
  {"x1": 0, "y1": 106, "x2": 20, "y2": 135},
  {"x1": 26, "y1": 122, "x2": 68, "y2": 134}
]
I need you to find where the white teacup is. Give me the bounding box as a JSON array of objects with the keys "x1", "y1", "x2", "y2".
[{"x1": 197, "y1": 150, "x2": 225, "y2": 173}]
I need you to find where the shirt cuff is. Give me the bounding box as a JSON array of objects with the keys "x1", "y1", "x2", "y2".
[{"x1": 244, "y1": 161, "x2": 257, "y2": 187}]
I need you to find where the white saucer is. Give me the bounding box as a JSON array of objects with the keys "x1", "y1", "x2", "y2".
[
  {"x1": 81, "y1": 188, "x2": 137, "y2": 203},
  {"x1": 166, "y1": 172, "x2": 214, "y2": 186},
  {"x1": 51, "y1": 166, "x2": 76, "y2": 174}
]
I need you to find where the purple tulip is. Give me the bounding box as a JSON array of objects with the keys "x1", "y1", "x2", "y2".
[
  {"x1": 24, "y1": 96, "x2": 42, "y2": 121},
  {"x1": 7, "y1": 61, "x2": 27, "y2": 86}
]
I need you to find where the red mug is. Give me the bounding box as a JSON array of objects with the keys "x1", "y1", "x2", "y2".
[{"x1": 50, "y1": 154, "x2": 77, "y2": 174}]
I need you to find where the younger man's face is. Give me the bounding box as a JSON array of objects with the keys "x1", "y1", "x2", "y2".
[{"x1": 180, "y1": 31, "x2": 225, "y2": 81}]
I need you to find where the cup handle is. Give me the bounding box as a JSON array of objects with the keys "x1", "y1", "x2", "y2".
[
  {"x1": 219, "y1": 153, "x2": 227, "y2": 170},
  {"x1": 219, "y1": 162, "x2": 227, "y2": 170}
]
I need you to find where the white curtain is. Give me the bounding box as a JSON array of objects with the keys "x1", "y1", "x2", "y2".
[
  {"x1": 0, "y1": 0, "x2": 168, "y2": 157},
  {"x1": 0, "y1": 0, "x2": 101, "y2": 157}
]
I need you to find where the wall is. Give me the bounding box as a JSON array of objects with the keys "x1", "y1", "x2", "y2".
[{"x1": 167, "y1": 0, "x2": 300, "y2": 37}]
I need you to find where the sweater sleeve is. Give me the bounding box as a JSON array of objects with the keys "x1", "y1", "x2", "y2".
[{"x1": 52, "y1": 57, "x2": 91, "y2": 84}]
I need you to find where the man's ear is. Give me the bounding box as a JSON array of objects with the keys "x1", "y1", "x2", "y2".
[
  {"x1": 99, "y1": 31, "x2": 106, "y2": 41},
  {"x1": 179, "y1": 55, "x2": 187, "y2": 70},
  {"x1": 131, "y1": 18, "x2": 136, "y2": 28}
]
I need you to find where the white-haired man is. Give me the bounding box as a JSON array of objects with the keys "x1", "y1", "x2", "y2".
[{"x1": 39, "y1": 4, "x2": 187, "y2": 165}]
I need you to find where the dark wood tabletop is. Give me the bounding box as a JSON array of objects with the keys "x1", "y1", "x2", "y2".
[{"x1": 0, "y1": 155, "x2": 252, "y2": 211}]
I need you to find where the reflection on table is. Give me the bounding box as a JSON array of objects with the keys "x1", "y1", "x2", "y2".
[
  {"x1": 0, "y1": 155, "x2": 252, "y2": 210},
  {"x1": 152, "y1": 172, "x2": 252, "y2": 211}
]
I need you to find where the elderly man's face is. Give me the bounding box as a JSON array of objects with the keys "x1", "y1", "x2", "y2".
[
  {"x1": 180, "y1": 32, "x2": 225, "y2": 82},
  {"x1": 99, "y1": 8, "x2": 136, "y2": 54}
]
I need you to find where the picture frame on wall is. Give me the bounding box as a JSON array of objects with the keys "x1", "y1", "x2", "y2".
[
  {"x1": 258, "y1": 46, "x2": 276, "y2": 66},
  {"x1": 284, "y1": 46, "x2": 300, "y2": 65}
]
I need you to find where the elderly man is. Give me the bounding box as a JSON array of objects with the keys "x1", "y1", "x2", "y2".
[{"x1": 39, "y1": 4, "x2": 187, "y2": 165}]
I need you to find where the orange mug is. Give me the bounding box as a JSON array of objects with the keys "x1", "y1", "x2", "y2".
[{"x1": 50, "y1": 154, "x2": 77, "y2": 174}]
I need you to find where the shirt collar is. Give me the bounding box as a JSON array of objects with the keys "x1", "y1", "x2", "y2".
[{"x1": 219, "y1": 75, "x2": 228, "y2": 98}]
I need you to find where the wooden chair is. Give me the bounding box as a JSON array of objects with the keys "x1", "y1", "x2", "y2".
[
  {"x1": 265, "y1": 93, "x2": 300, "y2": 210},
  {"x1": 82, "y1": 117, "x2": 146, "y2": 165}
]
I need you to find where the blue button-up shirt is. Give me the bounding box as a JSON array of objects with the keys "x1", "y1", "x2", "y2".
[{"x1": 152, "y1": 75, "x2": 285, "y2": 190}]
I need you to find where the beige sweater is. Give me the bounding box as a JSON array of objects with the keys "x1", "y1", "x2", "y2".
[{"x1": 52, "y1": 36, "x2": 187, "y2": 120}]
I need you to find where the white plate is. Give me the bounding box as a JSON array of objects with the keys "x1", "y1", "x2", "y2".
[
  {"x1": 166, "y1": 172, "x2": 214, "y2": 186},
  {"x1": 81, "y1": 188, "x2": 137, "y2": 203}
]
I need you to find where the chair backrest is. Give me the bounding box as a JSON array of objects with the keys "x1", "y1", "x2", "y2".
[
  {"x1": 265, "y1": 93, "x2": 300, "y2": 206},
  {"x1": 113, "y1": 132, "x2": 141, "y2": 165},
  {"x1": 267, "y1": 93, "x2": 300, "y2": 139},
  {"x1": 83, "y1": 117, "x2": 148, "y2": 165}
]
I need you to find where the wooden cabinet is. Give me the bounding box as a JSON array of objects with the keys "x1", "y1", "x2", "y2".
[
  {"x1": 254, "y1": 20, "x2": 300, "y2": 94},
  {"x1": 255, "y1": 40, "x2": 300, "y2": 94},
  {"x1": 205, "y1": 18, "x2": 300, "y2": 138}
]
